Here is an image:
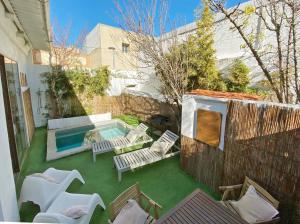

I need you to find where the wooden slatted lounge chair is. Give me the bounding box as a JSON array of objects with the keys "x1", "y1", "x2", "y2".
[
  {"x1": 219, "y1": 176, "x2": 280, "y2": 224},
  {"x1": 92, "y1": 123, "x2": 153, "y2": 162},
  {"x1": 108, "y1": 183, "x2": 162, "y2": 224},
  {"x1": 113, "y1": 130, "x2": 179, "y2": 182}
]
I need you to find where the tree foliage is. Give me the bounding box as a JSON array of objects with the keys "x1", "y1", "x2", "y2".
[
  {"x1": 187, "y1": 0, "x2": 226, "y2": 91},
  {"x1": 225, "y1": 59, "x2": 251, "y2": 92},
  {"x1": 208, "y1": 0, "x2": 300, "y2": 103},
  {"x1": 87, "y1": 67, "x2": 110, "y2": 97},
  {"x1": 43, "y1": 67, "x2": 110, "y2": 117}
]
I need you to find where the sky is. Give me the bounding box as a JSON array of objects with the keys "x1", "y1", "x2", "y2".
[{"x1": 50, "y1": 0, "x2": 247, "y2": 43}]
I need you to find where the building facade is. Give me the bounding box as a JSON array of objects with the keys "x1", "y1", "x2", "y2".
[
  {"x1": 84, "y1": 24, "x2": 137, "y2": 71},
  {"x1": 0, "y1": 0, "x2": 51, "y2": 221},
  {"x1": 83, "y1": 1, "x2": 265, "y2": 100}
]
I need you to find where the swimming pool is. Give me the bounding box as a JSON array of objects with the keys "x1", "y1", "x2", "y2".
[
  {"x1": 55, "y1": 122, "x2": 129, "y2": 152},
  {"x1": 47, "y1": 119, "x2": 132, "y2": 161}
]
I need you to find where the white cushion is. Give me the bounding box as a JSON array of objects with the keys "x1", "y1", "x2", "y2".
[
  {"x1": 31, "y1": 173, "x2": 58, "y2": 184},
  {"x1": 126, "y1": 130, "x2": 139, "y2": 143},
  {"x1": 230, "y1": 185, "x2": 279, "y2": 224},
  {"x1": 113, "y1": 199, "x2": 149, "y2": 224},
  {"x1": 150, "y1": 141, "x2": 166, "y2": 155},
  {"x1": 61, "y1": 205, "x2": 89, "y2": 219},
  {"x1": 150, "y1": 142, "x2": 167, "y2": 155}
]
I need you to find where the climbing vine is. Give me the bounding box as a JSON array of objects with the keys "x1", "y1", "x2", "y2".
[{"x1": 43, "y1": 66, "x2": 110, "y2": 117}]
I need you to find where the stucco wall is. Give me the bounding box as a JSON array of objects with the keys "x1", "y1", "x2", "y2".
[
  {"x1": 0, "y1": 1, "x2": 50, "y2": 220},
  {"x1": 26, "y1": 63, "x2": 50, "y2": 127},
  {"x1": 85, "y1": 24, "x2": 138, "y2": 71},
  {"x1": 181, "y1": 94, "x2": 228, "y2": 150},
  {"x1": 0, "y1": 2, "x2": 50, "y2": 128},
  {"x1": 0, "y1": 73, "x2": 20, "y2": 222},
  {"x1": 0, "y1": 2, "x2": 28, "y2": 221}
]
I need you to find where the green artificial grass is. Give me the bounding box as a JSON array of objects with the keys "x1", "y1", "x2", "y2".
[
  {"x1": 114, "y1": 114, "x2": 140, "y2": 127},
  {"x1": 17, "y1": 117, "x2": 220, "y2": 223}
]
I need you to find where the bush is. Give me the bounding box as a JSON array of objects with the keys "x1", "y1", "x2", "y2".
[
  {"x1": 62, "y1": 67, "x2": 110, "y2": 97},
  {"x1": 87, "y1": 67, "x2": 110, "y2": 97},
  {"x1": 43, "y1": 66, "x2": 110, "y2": 117}
]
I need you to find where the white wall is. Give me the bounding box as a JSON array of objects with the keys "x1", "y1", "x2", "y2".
[
  {"x1": 181, "y1": 94, "x2": 228, "y2": 150},
  {"x1": 0, "y1": 1, "x2": 51, "y2": 220},
  {"x1": 0, "y1": 203, "x2": 4, "y2": 221},
  {"x1": 0, "y1": 3, "x2": 29, "y2": 222},
  {"x1": 26, "y1": 62, "x2": 50, "y2": 127},
  {"x1": 0, "y1": 71, "x2": 20, "y2": 222},
  {"x1": 0, "y1": 1, "x2": 50, "y2": 128},
  {"x1": 107, "y1": 69, "x2": 164, "y2": 101},
  {"x1": 84, "y1": 24, "x2": 101, "y2": 54},
  {"x1": 161, "y1": 1, "x2": 267, "y2": 85}
]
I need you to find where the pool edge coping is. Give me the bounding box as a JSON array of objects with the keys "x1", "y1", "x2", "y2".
[{"x1": 46, "y1": 119, "x2": 134, "y2": 161}]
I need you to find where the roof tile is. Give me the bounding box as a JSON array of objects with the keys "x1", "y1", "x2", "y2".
[{"x1": 188, "y1": 89, "x2": 261, "y2": 101}]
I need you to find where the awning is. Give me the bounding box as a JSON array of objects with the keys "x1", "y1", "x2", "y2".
[{"x1": 3, "y1": 0, "x2": 51, "y2": 50}]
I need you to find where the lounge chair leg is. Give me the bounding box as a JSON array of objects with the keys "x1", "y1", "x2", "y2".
[
  {"x1": 93, "y1": 153, "x2": 96, "y2": 162},
  {"x1": 118, "y1": 171, "x2": 122, "y2": 182}
]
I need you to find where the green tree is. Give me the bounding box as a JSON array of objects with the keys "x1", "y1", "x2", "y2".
[
  {"x1": 225, "y1": 59, "x2": 251, "y2": 92},
  {"x1": 187, "y1": 0, "x2": 226, "y2": 91}
]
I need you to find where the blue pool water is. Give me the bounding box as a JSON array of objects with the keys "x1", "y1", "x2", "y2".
[{"x1": 56, "y1": 123, "x2": 128, "y2": 152}]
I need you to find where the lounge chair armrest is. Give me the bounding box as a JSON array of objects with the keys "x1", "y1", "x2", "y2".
[
  {"x1": 141, "y1": 192, "x2": 162, "y2": 208},
  {"x1": 219, "y1": 184, "x2": 243, "y2": 191},
  {"x1": 141, "y1": 192, "x2": 162, "y2": 219},
  {"x1": 255, "y1": 216, "x2": 280, "y2": 224},
  {"x1": 219, "y1": 184, "x2": 243, "y2": 201}
]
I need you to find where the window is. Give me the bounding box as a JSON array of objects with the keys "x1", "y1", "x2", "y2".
[
  {"x1": 196, "y1": 109, "x2": 222, "y2": 147},
  {"x1": 0, "y1": 55, "x2": 27, "y2": 172},
  {"x1": 122, "y1": 43, "x2": 129, "y2": 53}
]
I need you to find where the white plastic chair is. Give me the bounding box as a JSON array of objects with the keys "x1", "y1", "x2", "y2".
[
  {"x1": 19, "y1": 168, "x2": 85, "y2": 212},
  {"x1": 33, "y1": 192, "x2": 106, "y2": 224}
]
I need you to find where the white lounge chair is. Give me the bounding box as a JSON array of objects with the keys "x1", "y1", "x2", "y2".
[
  {"x1": 19, "y1": 168, "x2": 85, "y2": 212},
  {"x1": 33, "y1": 192, "x2": 106, "y2": 224},
  {"x1": 113, "y1": 130, "x2": 179, "y2": 182},
  {"x1": 92, "y1": 123, "x2": 153, "y2": 162}
]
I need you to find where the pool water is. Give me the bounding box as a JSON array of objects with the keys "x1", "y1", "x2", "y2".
[
  {"x1": 56, "y1": 123, "x2": 128, "y2": 152},
  {"x1": 99, "y1": 127, "x2": 126, "y2": 140}
]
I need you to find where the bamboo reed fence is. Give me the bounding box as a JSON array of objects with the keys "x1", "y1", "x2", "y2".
[
  {"x1": 224, "y1": 101, "x2": 300, "y2": 223},
  {"x1": 55, "y1": 93, "x2": 179, "y2": 133},
  {"x1": 181, "y1": 136, "x2": 224, "y2": 191},
  {"x1": 180, "y1": 100, "x2": 300, "y2": 223}
]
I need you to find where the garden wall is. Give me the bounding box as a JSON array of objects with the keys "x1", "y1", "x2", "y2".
[
  {"x1": 55, "y1": 93, "x2": 179, "y2": 133},
  {"x1": 181, "y1": 100, "x2": 300, "y2": 223}
]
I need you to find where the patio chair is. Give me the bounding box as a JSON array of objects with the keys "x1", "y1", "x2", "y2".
[
  {"x1": 19, "y1": 168, "x2": 85, "y2": 212},
  {"x1": 108, "y1": 183, "x2": 162, "y2": 224},
  {"x1": 33, "y1": 191, "x2": 105, "y2": 224},
  {"x1": 219, "y1": 176, "x2": 280, "y2": 224},
  {"x1": 92, "y1": 123, "x2": 153, "y2": 162},
  {"x1": 113, "y1": 130, "x2": 179, "y2": 182}
]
